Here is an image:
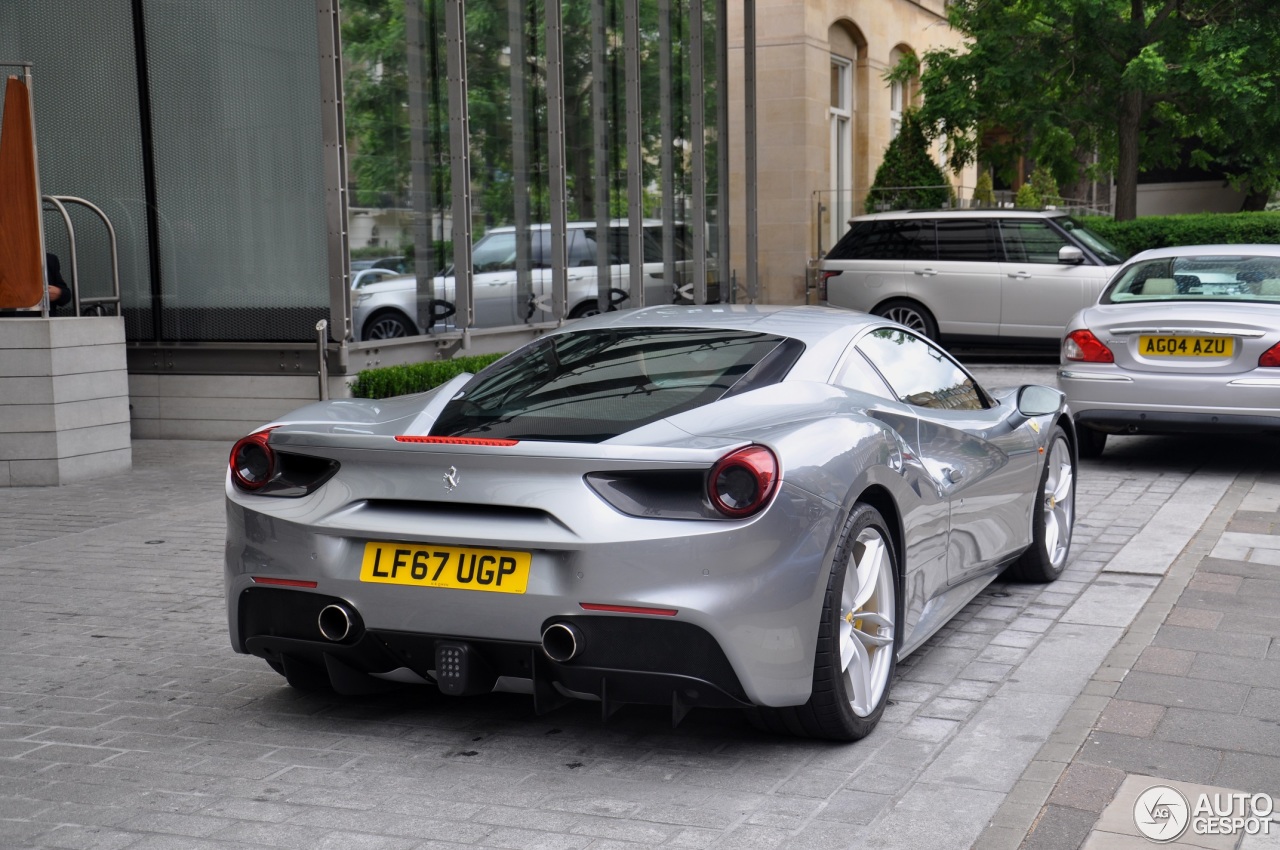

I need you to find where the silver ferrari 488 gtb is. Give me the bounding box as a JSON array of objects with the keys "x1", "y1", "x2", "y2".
[{"x1": 225, "y1": 305, "x2": 1077, "y2": 740}]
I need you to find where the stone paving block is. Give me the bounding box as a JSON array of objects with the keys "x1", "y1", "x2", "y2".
[
  {"x1": 1079, "y1": 732, "x2": 1223, "y2": 786},
  {"x1": 1158, "y1": 708, "x2": 1280, "y2": 758},
  {"x1": 1022, "y1": 804, "x2": 1104, "y2": 850},
  {"x1": 1152, "y1": 624, "x2": 1272, "y2": 659},
  {"x1": 863, "y1": 782, "x2": 1006, "y2": 850},
  {"x1": 1095, "y1": 700, "x2": 1166, "y2": 738},
  {"x1": 1166, "y1": 606, "x2": 1225, "y2": 630},
  {"x1": 1047, "y1": 761, "x2": 1126, "y2": 812},
  {"x1": 1116, "y1": 671, "x2": 1249, "y2": 713}
]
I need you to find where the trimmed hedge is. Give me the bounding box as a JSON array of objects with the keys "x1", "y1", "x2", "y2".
[
  {"x1": 348, "y1": 352, "x2": 506, "y2": 400},
  {"x1": 1079, "y1": 212, "x2": 1280, "y2": 258}
]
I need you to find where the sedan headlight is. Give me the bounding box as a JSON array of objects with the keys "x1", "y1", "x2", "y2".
[{"x1": 354, "y1": 292, "x2": 373, "y2": 306}]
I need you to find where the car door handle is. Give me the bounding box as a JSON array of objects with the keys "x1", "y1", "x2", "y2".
[
  {"x1": 914, "y1": 268, "x2": 938, "y2": 277},
  {"x1": 1008, "y1": 271, "x2": 1032, "y2": 280}
]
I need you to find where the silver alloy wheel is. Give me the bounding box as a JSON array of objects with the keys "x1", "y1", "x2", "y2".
[
  {"x1": 881, "y1": 305, "x2": 928, "y2": 334},
  {"x1": 1042, "y1": 436, "x2": 1074, "y2": 568},
  {"x1": 367, "y1": 315, "x2": 411, "y2": 339},
  {"x1": 839, "y1": 527, "x2": 896, "y2": 717}
]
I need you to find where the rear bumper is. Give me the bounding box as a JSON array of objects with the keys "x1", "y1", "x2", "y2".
[
  {"x1": 1060, "y1": 367, "x2": 1280, "y2": 434},
  {"x1": 1075, "y1": 409, "x2": 1280, "y2": 435},
  {"x1": 238, "y1": 586, "x2": 750, "y2": 709}
]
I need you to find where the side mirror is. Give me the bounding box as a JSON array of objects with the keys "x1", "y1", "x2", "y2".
[
  {"x1": 1017, "y1": 384, "x2": 1062, "y2": 417},
  {"x1": 1059, "y1": 245, "x2": 1085, "y2": 265}
]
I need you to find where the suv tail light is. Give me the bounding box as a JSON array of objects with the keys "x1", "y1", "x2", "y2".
[
  {"x1": 708, "y1": 445, "x2": 779, "y2": 518},
  {"x1": 1063, "y1": 329, "x2": 1114, "y2": 363},
  {"x1": 1261, "y1": 341, "x2": 1280, "y2": 367},
  {"x1": 818, "y1": 269, "x2": 841, "y2": 301}
]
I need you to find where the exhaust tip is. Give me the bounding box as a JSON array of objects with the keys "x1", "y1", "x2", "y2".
[
  {"x1": 541, "y1": 622, "x2": 582, "y2": 662},
  {"x1": 318, "y1": 604, "x2": 354, "y2": 642}
]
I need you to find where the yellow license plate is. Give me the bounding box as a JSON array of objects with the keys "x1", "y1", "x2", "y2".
[
  {"x1": 360, "y1": 542, "x2": 531, "y2": 594},
  {"x1": 1138, "y1": 335, "x2": 1234, "y2": 357}
]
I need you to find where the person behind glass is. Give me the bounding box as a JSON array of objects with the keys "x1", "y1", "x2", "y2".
[{"x1": 45, "y1": 252, "x2": 73, "y2": 315}]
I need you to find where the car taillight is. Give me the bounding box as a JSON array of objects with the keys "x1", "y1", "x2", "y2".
[
  {"x1": 818, "y1": 269, "x2": 841, "y2": 300},
  {"x1": 1260, "y1": 341, "x2": 1280, "y2": 367},
  {"x1": 708, "y1": 445, "x2": 779, "y2": 518},
  {"x1": 1063, "y1": 329, "x2": 1114, "y2": 363},
  {"x1": 230, "y1": 429, "x2": 276, "y2": 491}
]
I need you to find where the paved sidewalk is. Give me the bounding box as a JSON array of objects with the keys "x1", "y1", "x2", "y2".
[
  {"x1": 1, "y1": 436, "x2": 1276, "y2": 850},
  {"x1": 984, "y1": 471, "x2": 1280, "y2": 850}
]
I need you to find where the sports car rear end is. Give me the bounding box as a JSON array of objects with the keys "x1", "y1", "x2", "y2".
[{"x1": 225, "y1": 322, "x2": 843, "y2": 715}]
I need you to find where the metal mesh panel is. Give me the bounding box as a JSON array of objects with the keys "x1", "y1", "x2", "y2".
[
  {"x1": 0, "y1": 1, "x2": 152, "y2": 335},
  {"x1": 140, "y1": 0, "x2": 328, "y2": 342}
]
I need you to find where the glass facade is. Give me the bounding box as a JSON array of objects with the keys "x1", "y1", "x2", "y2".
[{"x1": 2, "y1": 0, "x2": 726, "y2": 344}]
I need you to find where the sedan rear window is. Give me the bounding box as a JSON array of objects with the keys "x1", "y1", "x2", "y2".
[
  {"x1": 431, "y1": 328, "x2": 802, "y2": 442},
  {"x1": 1104, "y1": 256, "x2": 1280, "y2": 304}
]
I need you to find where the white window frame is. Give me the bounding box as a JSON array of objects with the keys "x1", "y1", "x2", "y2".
[{"x1": 830, "y1": 54, "x2": 854, "y2": 249}]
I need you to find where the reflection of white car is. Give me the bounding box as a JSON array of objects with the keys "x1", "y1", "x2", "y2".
[{"x1": 352, "y1": 220, "x2": 718, "y2": 340}]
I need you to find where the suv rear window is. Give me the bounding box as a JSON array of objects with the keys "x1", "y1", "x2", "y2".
[
  {"x1": 431, "y1": 328, "x2": 802, "y2": 442},
  {"x1": 827, "y1": 220, "x2": 934, "y2": 260}
]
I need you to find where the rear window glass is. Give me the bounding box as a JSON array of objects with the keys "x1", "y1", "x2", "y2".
[
  {"x1": 1103, "y1": 256, "x2": 1280, "y2": 304},
  {"x1": 430, "y1": 328, "x2": 801, "y2": 442},
  {"x1": 826, "y1": 220, "x2": 935, "y2": 261}
]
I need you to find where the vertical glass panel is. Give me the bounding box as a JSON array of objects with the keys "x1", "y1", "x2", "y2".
[
  {"x1": 142, "y1": 0, "x2": 328, "y2": 341},
  {"x1": 341, "y1": 0, "x2": 726, "y2": 331},
  {"x1": 0, "y1": 1, "x2": 151, "y2": 335}
]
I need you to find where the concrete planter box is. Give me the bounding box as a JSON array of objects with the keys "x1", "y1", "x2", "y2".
[{"x1": 0, "y1": 316, "x2": 131, "y2": 486}]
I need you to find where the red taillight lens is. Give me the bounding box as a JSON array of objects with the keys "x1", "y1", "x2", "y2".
[
  {"x1": 1063, "y1": 329, "x2": 1114, "y2": 363},
  {"x1": 708, "y1": 445, "x2": 779, "y2": 518},
  {"x1": 818, "y1": 269, "x2": 841, "y2": 300},
  {"x1": 1260, "y1": 342, "x2": 1280, "y2": 367},
  {"x1": 230, "y1": 430, "x2": 276, "y2": 491}
]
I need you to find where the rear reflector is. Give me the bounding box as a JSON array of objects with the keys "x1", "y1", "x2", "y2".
[
  {"x1": 395, "y1": 436, "x2": 519, "y2": 446},
  {"x1": 580, "y1": 602, "x2": 678, "y2": 616},
  {"x1": 251, "y1": 577, "x2": 318, "y2": 588}
]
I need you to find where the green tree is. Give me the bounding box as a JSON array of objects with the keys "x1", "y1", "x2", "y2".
[
  {"x1": 972, "y1": 170, "x2": 995, "y2": 207},
  {"x1": 912, "y1": 0, "x2": 1280, "y2": 220},
  {"x1": 1028, "y1": 165, "x2": 1061, "y2": 206},
  {"x1": 1014, "y1": 183, "x2": 1040, "y2": 208},
  {"x1": 866, "y1": 111, "x2": 952, "y2": 211}
]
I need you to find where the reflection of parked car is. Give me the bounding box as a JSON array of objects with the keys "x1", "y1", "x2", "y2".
[
  {"x1": 351, "y1": 221, "x2": 718, "y2": 341},
  {"x1": 822, "y1": 210, "x2": 1126, "y2": 343},
  {"x1": 226, "y1": 304, "x2": 1074, "y2": 740},
  {"x1": 351, "y1": 255, "x2": 409, "y2": 274},
  {"x1": 1060, "y1": 245, "x2": 1280, "y2": 458}
]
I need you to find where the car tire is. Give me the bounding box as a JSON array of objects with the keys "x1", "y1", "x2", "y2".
[
  {"x1": 362, "y1": 310, "x2": 416, "y2": 341},
  {"x1": 749, "y1": 503, "x2": 900, "y2": 741},
  {"x1": 1076, "y1": 425, "x2": 1107, "y2": 459},
  {"x1": 1004, "y1": 425, "x2": 1075, "y2": 583},
  {"x1": 873, "y1": 299, "x2": 939, "y2": 340},
  {"x1": 567, "y1": 301, "x2": 601, "y2": 320}
]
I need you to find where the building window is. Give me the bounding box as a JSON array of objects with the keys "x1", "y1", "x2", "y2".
[
  {"x1": 889, "y1": 78, "x2": 904, "y2": 139},
  {"x1": 830, "y1": 54, "x2": 854, "y2": 248}
]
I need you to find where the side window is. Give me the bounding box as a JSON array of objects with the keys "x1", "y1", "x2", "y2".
[
  {"x1": 999, "y1": 220, "x2": 1070, "y2": 264},
  {"x1": 531, "y1": 231, "x2": 552, "y2": 269},
  {"x1": 856, "y1": 328, "x2": 987, "y2": 410},
  {"x1": 849, "y1": 220, "x2": 934, "y2": 260},
  {"x1": 472, "y1": 233, "x2": 518, "y2": 273},
  {"x1": 567, "y1": 231, "x2": 597, "y2": 267},
  {"x1": 833, "y1": 348, "x2": 894, "y2": 398},
  {"x1": 936, "y1": 220, "x2": 1000, "y2": 262}
]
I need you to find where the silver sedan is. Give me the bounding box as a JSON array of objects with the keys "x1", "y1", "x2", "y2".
[
  {"x1": 1060, "y1": 245, "x2": 1280, "y2": 457},
  {"x1": 225, "y1": 305, "x2": 1076, "y2": 740}
]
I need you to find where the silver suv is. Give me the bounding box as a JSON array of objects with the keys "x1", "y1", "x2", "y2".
[
  {"x1": 821, "y1": 209, "x2": 1126, "y2": 343},
  {"x1": 352, "y1": 220, "x2": 716, "y2": 340}
]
